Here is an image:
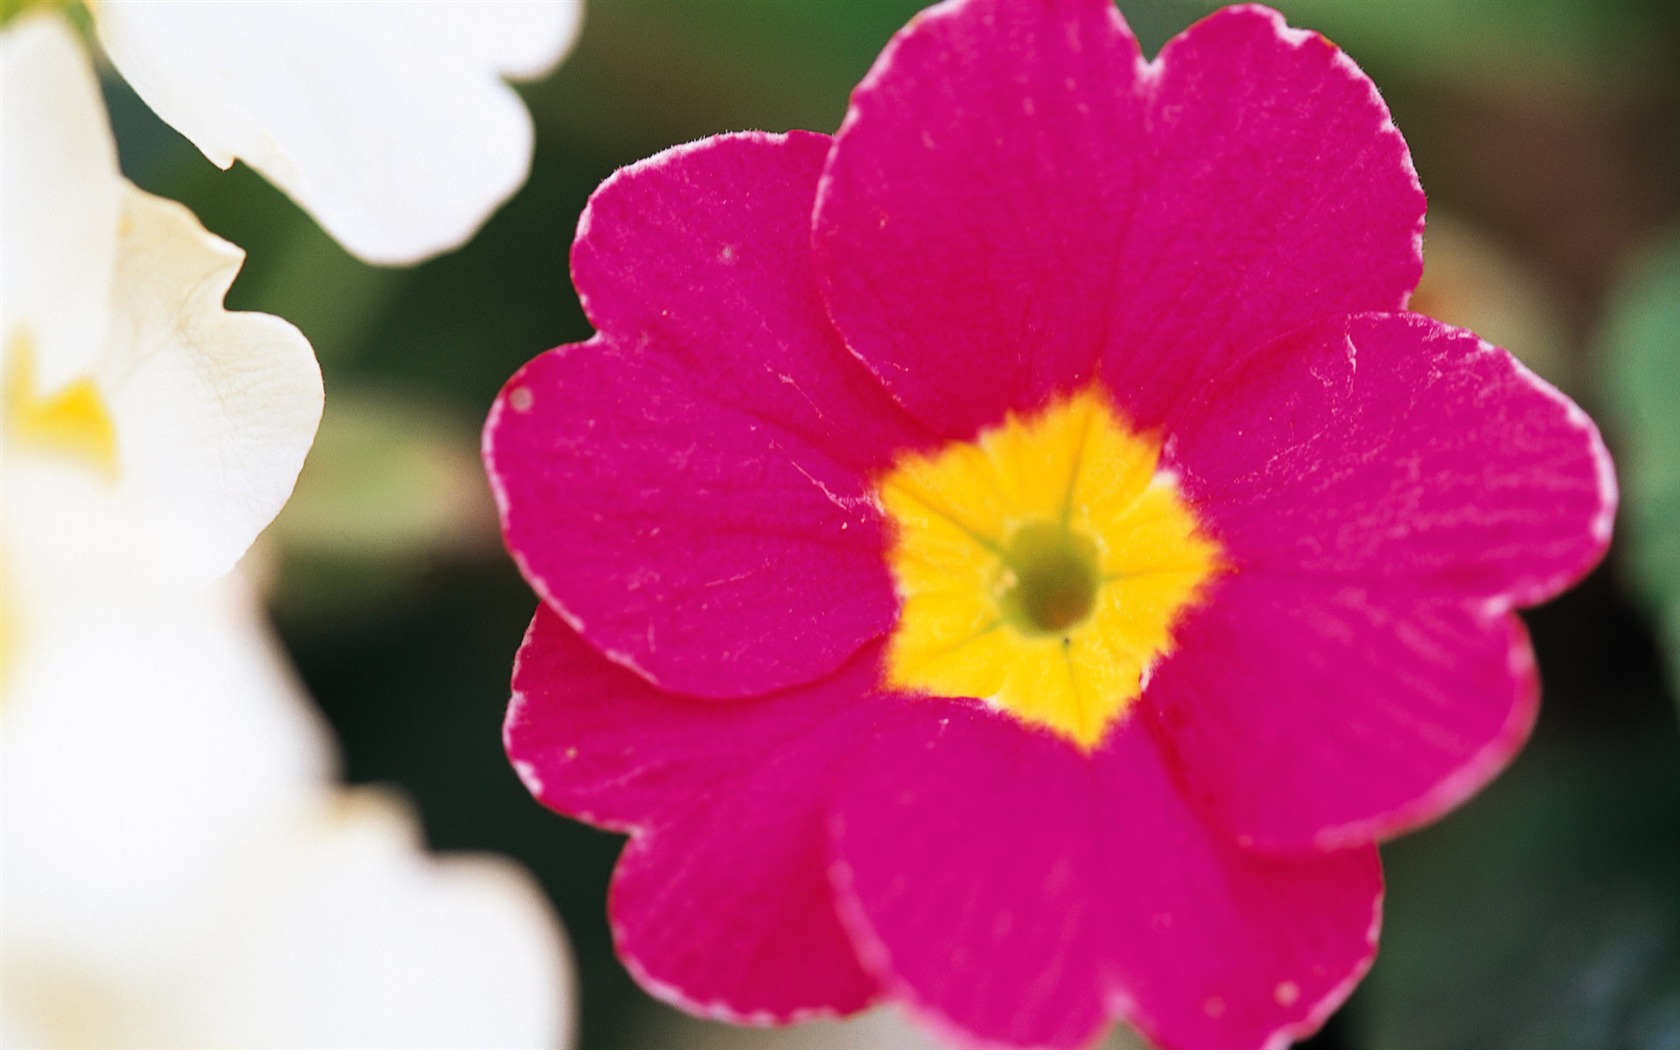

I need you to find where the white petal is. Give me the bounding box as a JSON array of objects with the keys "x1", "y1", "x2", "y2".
[
  {"x1": 0, "y1": 13, "x2": 121, "y2": 391},
  {"x1": 101, "y1": 184, "x2": 324, "y2": 582},
  {"x1": 2, "y1": 185, "x2": 322, "y2": 606},
  {"x1": 1, "y1": 573, "x2": 334, "y2": 973},
  {"x1": 2, "y1": 581, "x2": 575, "y2": 1049},
  {"x1": 169, "y1": 791, "x2": 575, "y2": 1050},
  {"x1": 396, "y1": 0, "x2": 585, "y2": 81},
  {"x1": 94, "y1": 0, "x2": 584, "y2": 265}
]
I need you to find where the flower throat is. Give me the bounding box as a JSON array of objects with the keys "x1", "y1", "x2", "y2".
[{"x1": 876, "y1": 387, "x2": 1222, "y2": 750}]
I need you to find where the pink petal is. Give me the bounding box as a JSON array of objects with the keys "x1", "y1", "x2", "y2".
[
  {"x1": 829, "y1": 702, "x2": 1382, "y2": 1050},
  {"x1": 507, "y1": 606, "x2": 885, "y2": 1021},
  {"x1": 572, "y1": 131, "x2": 921, "y2": 477},
  {"x1": 486, "y1": 132, "x2": 924, "y2": 698},
  {"x1": 1102, "y1": 5, "x2": 1425, "y2": 430},
  {"x1": 814, "y1": 0, "x2": 1148, "y2": 438},
  {"x1": 1172, "y1": 313, "x2": 1615, "y2": 609},
  {"x1": 1144, "y1": 574, "x2": 1538, "y2": 849},
  {"x1": 814, "y1": 1, "x2": 1423, "y2": 440}
]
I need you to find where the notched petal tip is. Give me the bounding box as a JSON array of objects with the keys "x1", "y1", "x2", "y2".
[
  {"x1": 571, "y1": 130, "x2": 834, "y2": 335},
  {"x1": 106, "y1": 185, "x2": 323, "y2": 582},
  {"x1": 815, "y1": 0, "x2": 1147, "y2": 438}
]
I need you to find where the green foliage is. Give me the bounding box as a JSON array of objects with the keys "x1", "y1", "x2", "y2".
[
  {"x1": 1274, "y1": 0, "x2": 1666, "y2": 93},
  {"x1": 1353, "y1": 733, "x2": 1680, "y2": 1050},
  {"x1": 1602, "y1": 231, "x2": 1680, "y2": 708},
  {"x1": 266, "y1": 388, "x2": 496, "y2": 634}
]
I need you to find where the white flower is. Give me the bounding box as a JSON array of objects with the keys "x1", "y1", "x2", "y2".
[
  {"x1": 2, "y1": 11, "x2": 323, "y2": 608},
  {"x1": 91, "y1": 0, "x2": 584, "y2": 265},
  {"x1": 1, "y1": 571, "x2": 576, "y2": 1050},
  {"x1": 1, "y1": 17, "x2": 575, "y2": 1047}
]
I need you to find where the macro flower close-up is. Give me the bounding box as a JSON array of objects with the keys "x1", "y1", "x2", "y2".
[{"x1": 484, "y1": 2, "x2": 1618, "y2": 1049}]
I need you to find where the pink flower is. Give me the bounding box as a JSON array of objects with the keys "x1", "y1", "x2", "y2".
[{"x1": 483, "y1": 2, "x2": 1615, "y2": 1048}]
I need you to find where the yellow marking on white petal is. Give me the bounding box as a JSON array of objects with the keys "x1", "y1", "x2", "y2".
[
  {"x1": 879, "y1": 386, "x2": 1222, "y2": 750},
  {"x1": 6, "y1": 331, "x2": 118, "y2": 477}
]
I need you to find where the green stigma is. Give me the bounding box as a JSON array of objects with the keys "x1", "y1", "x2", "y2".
[{"x1": 996, "y1": 521, "x2": 1101, "y2": 637}]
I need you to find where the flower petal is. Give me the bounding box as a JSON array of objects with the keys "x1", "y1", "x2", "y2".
[
  {"x1": 828, "y1": 702, "x2": 1381, "y2": 1050},
  {"x1": 94, "y1": 0, "x2": 581, "y2": 265},
  {"x1": 507, "y1": 606, "x2": 883, "y2": 1020},
  {"x1": 1172, "y1": 313, "x2": 1614, "y2": 609},
  {"x1": 3, "y1": 17, "x2": 320, "y2": 596},
  {"x1": 1144, "y1": 573, "x2": 1538, "y2": 849},
  {"x1": 0, "y1": 13, "x2": 120, "y2": 390},
  {"x1": 2, "y1": 573, "x2": 333, "y2": 975},
  {"x1": 1099, "y1": 5, "x2": 1425, "y2": 429},
  {"x1": 814, "y1": 1, "x2": 1424, "y2": 441},
  {"x1": 5, "y1": 575, "x2": 574, "y2": 1048},
  {"x1": 173, "y1": 791, "x2": 574, "y2": 1050},
  {"x1": 572, "y1": 132, "x2": 922, "y2": 475},
  {"x1": 488, "y1": 134, "x2": 921, "y2": 699},
  {"x1": 815, "y1": 0, "x2": 1148, "y2": 438},
  {"x1": 104, "y1": 186, "x2": 322, "y2": 585}
]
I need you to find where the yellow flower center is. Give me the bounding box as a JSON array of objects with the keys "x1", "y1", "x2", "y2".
[
  {"x1": 5, "y1": 331, "x2": 118, "y2": 477},
  {"x1": 2, "y1": 331, "x2": 120, "y2": 688},
  {"x1": 878, "y1": 386, "x2": 1222, "y2": 750}
]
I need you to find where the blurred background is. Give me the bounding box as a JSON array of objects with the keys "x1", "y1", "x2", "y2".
[{"x1": 103, "y1": 1, "x2": 1680, "y2": 1048}]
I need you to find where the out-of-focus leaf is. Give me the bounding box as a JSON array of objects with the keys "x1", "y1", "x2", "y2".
[
  {"x1": 1352, "y1": 728, "x2": 1680, "y2": 1050},
  {"x1": 528, "y1": 0, "x2": 1204, "y2": 162},
  {"x1": 1274, "y1": 0, "x2": 1662, "y2": 95},
  {"x1": 1601, "y1": 230, "x2": 1680, "y2": 707},
  {"x1": 268, "y1": 387, "x2": 496, "y2": 631}
]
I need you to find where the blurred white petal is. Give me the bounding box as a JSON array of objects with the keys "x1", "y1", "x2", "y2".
[
  {"x1": 1, "y1": 575, "x2": 336, "y2": 972},
  {"x1": 173, "y1": 790, "x2": 574, "y2": 1050},
  {"x1": 397, "y1": 0, "x2": 584, "y2": 81},
  {"x1": 93, "y1": 0, "x2": 584, "y2": 265},
  {"x1": 0, "y1": 14, "x2": 121, "y2": 392},
  {"x1": 2, "y1": 577, "x2": 575, "y2": 1050},
  {"x1": 1, "y1": 17, "x2": 572, "y2": 1047}
]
